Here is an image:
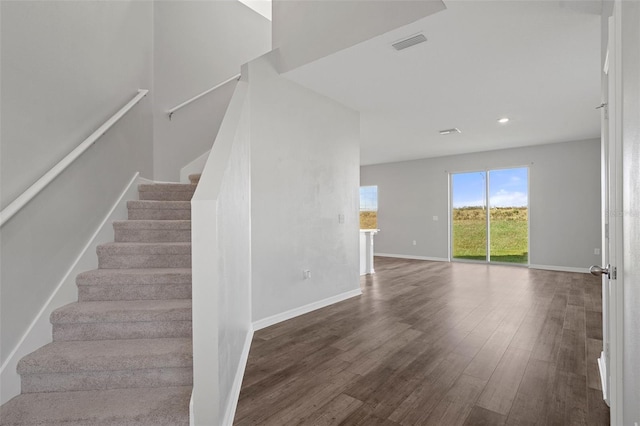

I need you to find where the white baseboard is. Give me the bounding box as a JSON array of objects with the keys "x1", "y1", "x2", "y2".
[
  {"x1": 0, "y1": 172, "x2": 142, "y2": 405},
  {"x1": 528, "y1": 264, "x2": 590, "y2": 274},
  {"x1": 252, "y1": 288, "x2": 362, "y2": 332},
  {"x1": 216, "y1": 290, "x2": 361, "y2": 423},
  {"x1": 222, "y1": 328, "x2": 254, "y2": 426},
  {"x1": 375, "y1": 253, "x2": 450, "y2": 263}
]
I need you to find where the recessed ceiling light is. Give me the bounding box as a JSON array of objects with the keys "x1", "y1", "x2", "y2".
[
  {"x1": 498, "y1": 117, "x2": 510, "y2": 124},
  {"x1": 439, "y1": 128, "x2": 461, "y2": 135}
]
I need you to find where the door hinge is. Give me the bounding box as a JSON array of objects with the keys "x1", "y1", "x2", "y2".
[
  {"x1": 605, "y1": 223, "x2": 609, "y2": 239},
  {"x1": 611, "y1": 266, "x2": 617, "y2": 280}
]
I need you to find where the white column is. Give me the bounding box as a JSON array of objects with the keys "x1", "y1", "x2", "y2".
[{"x1": 360, "y1": 230, "x2": 379, "y2": 275}]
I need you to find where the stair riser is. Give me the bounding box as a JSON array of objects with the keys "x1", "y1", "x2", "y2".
[
  {"x1": 53, "y1": 321, "x2": 192, "y2": 341},
  {"x1": 128, "y1": 208, "x2": 191, "y2": 220},
  {"x1": 98, "y1": 255, "x2": 191, "y2": 269},
  {"x1": 138, "y1": 191, "x2": 195, "y2": 202},
  {"x1": 114, "y1": 229, "x2": 191, "y2": 243},
  {"x1": 78, "y1": 284, "x2": 192, "y2": 302},
  {"x1": 21, "y1": 368, "x2": 192, "y2": 393}
]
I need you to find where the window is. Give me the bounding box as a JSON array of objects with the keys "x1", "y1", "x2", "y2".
[{"x1": 359, "y1": 186, "x2": 378, "y2": 229}]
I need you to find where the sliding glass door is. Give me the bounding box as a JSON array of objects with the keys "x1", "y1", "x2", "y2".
[
  {"x1": 451, "y1": 172, "x2": 487, "y2": 261},
  {"x1": 451, "y1": 167, "x2": 528, "y2": 264}
]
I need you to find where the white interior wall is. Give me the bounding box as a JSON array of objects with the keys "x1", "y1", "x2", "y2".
[
  {"x1": 248, "y1": 53, "x2": 361, "y2": 323},
  {"x1": 152, "y1": 0, "x2": 271, "y2": 182},
  {"x1": 216, "y1": 89, "x2": 252, "y2": 422},
  {"x1": 620, "y1": 1, "x2": 640, "y2": 423},
  {"x1": 360, "y1": 139, "x2": 601, "y2": 271},
  {"x1": 0, "y1": 1, "x2": 153, "y2": 208},
  {"x1": 0, "y1": 0, "x2": 153, "y2": 403},
  {"x1": 191, "y1": 80, "x2": 251, "y2": 425},
  {"x1": 272, "y1": 0, "x2": 445, "y2": 73}
]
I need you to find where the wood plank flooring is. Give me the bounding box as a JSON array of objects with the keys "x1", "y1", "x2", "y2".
[{"x1": 234, "y1": 257, "x2": 610, "y2": 425}]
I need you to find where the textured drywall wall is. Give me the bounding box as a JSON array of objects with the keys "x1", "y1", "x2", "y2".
[
  {"x1": 248, "y1": 53, "x2": 361, "y2": 322},
  {"x1": 360, "y1": 139, "x2": 601, "y2": 270},
  {"x1": 216, "y1": 90, "x2": 252, "y2": 421}
]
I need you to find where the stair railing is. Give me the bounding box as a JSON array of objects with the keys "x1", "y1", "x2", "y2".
[
  {"x1": 167, "y1": 74, "x2": 241, "y2": 120},
  {"x1": 0, "y1": 89, "x2": 149, "y2": 227}
]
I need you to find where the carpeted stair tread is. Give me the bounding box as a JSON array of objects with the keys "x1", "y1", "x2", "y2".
[
  {"x1": 1, "y1": 178, "x2": 193, "y2": 423},
  {"x1": 127, "y1": 200, "x2": 191, "y2": 210},
  {"x1": 17, "y1": 338, "x2": 192, "y2": 374},
  {"x1": 138, "y1": 184, "x2": 196, "y2": 201},
  {"x1": 127, "y1": 200, "x2": 191, "y2": 220},
  {"x1": 77, "y1": 268, "x2": 192, "y2": 285},
  {"x1": 0, "y1": 386, "x2": 191, "y2": 426},
  {"x1": 188, "y1": 174, "x2": 201, "y2": 185},
  {"x1": 97, "y1": 242, "x2": 191, "y2": 269},
  {"x1": 138, "y1": 183, "x2": 194, "y2": 192},
  {"x1": 114, "y1": 220, "x2": 191, "y2": 243},
  {"x1": 76, "y1": 268, "x2": 192, "y2": 301},
  {"x1": 97, "y1": 242, "x2": 191, "y2": 254},
  {"x1": 113, "y1": 220, "x2": 191, "y2": 230},
  {"x1": 51, "y1": 300, "x2": 191, "y2": 324}
]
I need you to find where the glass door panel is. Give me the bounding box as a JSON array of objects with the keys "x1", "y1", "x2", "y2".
[
  {"x1": 488, "y1": 168, "x2": 529, "y2": 264},
  {"x1": 451, "y1": 172, "x2": 487, "y2": 261}
]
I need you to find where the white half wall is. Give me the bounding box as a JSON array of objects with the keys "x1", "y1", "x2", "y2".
[
  {"x1": 215, "y1": 86, "x2": 252, "y2": 423},
  {"x1": 360, "y1": 139, "x2": 602, "y2": 270},
  {"x1": 273, "y1": 0, "x2": 446, "y2": 72},
  {"x1": 152, "y1": 0, "x2": 271, "y2": 181},
  {"x1": 248, "y1": 52, "x2": 361, "y2": 323},
  {"x1": 191, "y1": 81, "x2": 252, "y2": 426}
]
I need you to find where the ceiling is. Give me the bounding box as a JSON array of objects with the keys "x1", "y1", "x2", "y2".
[{"x1": 284, "y1": 1, "x2": 602, "y2": 166}]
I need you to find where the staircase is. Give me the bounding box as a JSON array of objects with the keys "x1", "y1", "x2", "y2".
[{"x1": 0, "y1": 176, "x2": 200, "y2": 426}]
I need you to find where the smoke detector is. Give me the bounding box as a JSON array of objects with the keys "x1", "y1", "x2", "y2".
[{"x1": 392, "y1": 34, "x2": 427, "y2": 51}]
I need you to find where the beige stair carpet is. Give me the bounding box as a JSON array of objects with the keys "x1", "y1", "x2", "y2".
[{"x1": 0, "y1": 176, "x2": 200, "y2": 426}]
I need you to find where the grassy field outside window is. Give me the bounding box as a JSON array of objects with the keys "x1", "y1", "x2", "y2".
[{"x1": 452, "y1": 206, "x2": 528, "y2": 263}]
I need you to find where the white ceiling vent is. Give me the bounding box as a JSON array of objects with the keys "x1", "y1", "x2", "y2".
[
  {"x1": 392, "y1": 34, "x2": 427, "y2": 51},
  {"x1": 439, "y1": 128, "x2": 461, "y2": 135}
]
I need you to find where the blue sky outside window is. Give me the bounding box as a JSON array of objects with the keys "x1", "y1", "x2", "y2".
[
  {"x1": 360, "y1": 186, "x2": 378, "y2": 211},
  {"x1": 452, "y1": 168, "x2": 528, "y2": 208}
]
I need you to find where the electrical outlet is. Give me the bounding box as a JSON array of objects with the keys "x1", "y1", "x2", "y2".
[
  {"x1": 338, "y1": 214, "x2": 344, "y2": 224},
  {"x1": 433, "y1": 216, "x2": 438, "y2": 221},
  {"x1": 303, "y1": 270, "x2": 311, "y2": 280},
  {"x1": 594, "y1": 248, "x2": 601, "y2": 255},
  {"x1": 412, "y1": 240, "x2": 417, "y2": 246}
]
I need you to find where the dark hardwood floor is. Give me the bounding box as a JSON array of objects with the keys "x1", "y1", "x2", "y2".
[{"x1": 234, "y1": 257, "x2": 610, "y2": 425}]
